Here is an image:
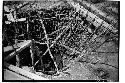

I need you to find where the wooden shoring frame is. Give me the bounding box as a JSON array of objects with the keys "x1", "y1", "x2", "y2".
[
  {"x1": 3, "y1": 1, "x2": 118, "y2": 79},
  {"x1": 34, "y1": 19, "x2": 75, "y2": 69},
  {"x1": 3, "y1": 1, "x2": 78, "y2": 78},
  {"x1": 40, "y1": 19, "x2": 59, "y2": 73}
]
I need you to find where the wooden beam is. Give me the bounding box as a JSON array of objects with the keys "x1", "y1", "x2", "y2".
[
  {"x1": 34, "y1": 20, "x2": 74, "y2": 67},
  {"x1": 3, "y1": 40, "x2": 31, "y2": 52},
  {"x1": 4, "y1": 40, "x2": 32, "y2": 61},
  {"x1": 4, "y1": 62, "x2": 49, "y2": 80}
]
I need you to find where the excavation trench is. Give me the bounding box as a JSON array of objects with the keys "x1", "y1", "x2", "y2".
[{"x1": 3, "y1": 1, "x2": 119, "y2": 81}]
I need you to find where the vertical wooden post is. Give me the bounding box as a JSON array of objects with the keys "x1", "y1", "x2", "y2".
[
  {"x1": 15, "y1": 27, "x2": 20, "y2": 67},
  {"x1": 14, "y1": 25, "x2": 20, "y2": 67},
  {"x1": 30, "y1": 40, "x2": 34, "y2": 70},
  {"x1": 13, "y1": 10, "x2": 20, "y2": 67},
  {"x1": 16, "y1": 54, "x2": 20, "y2": 67},
  {"x1": 27, "y1": 17, "x2": 30, "y2": 39}
]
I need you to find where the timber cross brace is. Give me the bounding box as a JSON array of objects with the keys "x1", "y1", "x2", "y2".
[{"x1": 2, "y1": 0, "x2": 119, "y2": 81}]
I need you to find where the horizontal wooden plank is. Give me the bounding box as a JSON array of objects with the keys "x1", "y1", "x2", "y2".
[
  {"x1": 4, "y1": 69, "x2": 31, "y2": 80},
  {"x1": 4, "y1": 62, "x2": 49, "y2": 80}
]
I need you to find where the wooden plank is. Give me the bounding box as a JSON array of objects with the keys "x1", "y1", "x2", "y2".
[
  {"x1": 4, "y1": 40, "x2": 32, "y2": 61},
  {"x1": 4, "y1": 62, "x2": 49, "y2": 80},
  {"x1": 3, "y1": 40, "x2": 31, "y2": 52},
  {"x1": 4, "y1": 69, "x2": 31, "y2": 80},
  {"x1": 3, "y1": 46, "x2": 18, "y2": 52}
]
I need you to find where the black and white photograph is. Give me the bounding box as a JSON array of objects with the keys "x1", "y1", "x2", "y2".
[{"x1": 2, "y1": 0, "x2": 119, "y2": 82}]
